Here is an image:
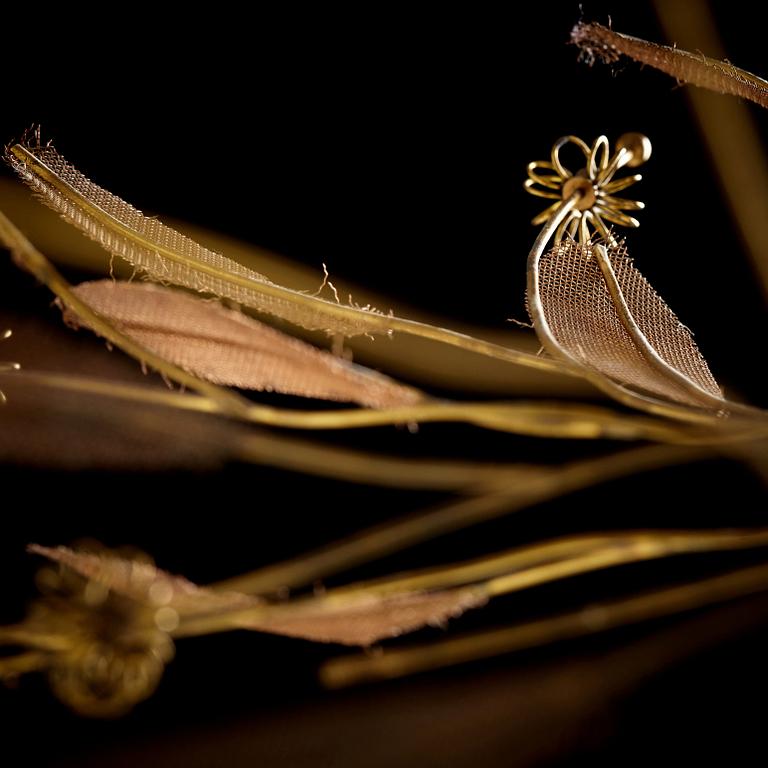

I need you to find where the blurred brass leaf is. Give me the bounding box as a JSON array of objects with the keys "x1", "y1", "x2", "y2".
[{"x1": 28, "y1": 545, "x2": 486, "y2": 647}]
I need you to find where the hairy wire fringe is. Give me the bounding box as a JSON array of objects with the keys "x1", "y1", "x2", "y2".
[
  {"x1": 6, "y1": 141, "x2": 393, "y2": 337},
  {"x1": 571, "y1": 22, "x2": 768, "y2": 110}
]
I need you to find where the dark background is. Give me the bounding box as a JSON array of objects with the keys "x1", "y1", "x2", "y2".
[{"x1": 1, "y1": 1, "x2": 767, "y2": 765}]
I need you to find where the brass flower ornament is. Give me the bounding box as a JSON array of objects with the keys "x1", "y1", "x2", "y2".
[{"x1": 524, "y1": 132, "x2": 651, "y2": 244}]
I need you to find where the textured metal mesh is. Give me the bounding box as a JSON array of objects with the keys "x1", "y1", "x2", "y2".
[
  {"x1": 8, "y1": 144, "x2": 387, "y2": 336},
  {"x1": 535, "y1": 239, "x2": 722, "y2": 406},
  {"x1": 65, "y1": 280, "x2": 422, "y2": 408}
]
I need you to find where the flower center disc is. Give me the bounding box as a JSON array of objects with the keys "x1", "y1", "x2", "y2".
[{"x1": 562, "y1": 175, "x2": 596, "y2": 210}]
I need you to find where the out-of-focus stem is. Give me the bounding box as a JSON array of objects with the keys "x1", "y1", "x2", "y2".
[
  {"x1": 320, "y1": 561, "x2": 768, "y2": 687},
  {"x1": 326, "y1": 528, "x2": 768, "y2": 599},
  {"x1": 214, "y1": 444, "x2": 707, "y2": 595},
  {"x1": 182, "y1": 528, "x2": 768, "y2": 639},
  {"x1": 4, "y1": 369, "x2": 727, "y2": 444},
  {"x1": 0, "y1": 652, "x2": 50, "y2": 678}
]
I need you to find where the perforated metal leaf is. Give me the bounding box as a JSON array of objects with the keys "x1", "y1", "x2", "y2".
[{"x1": 533, "y1": 239, "x2": 722, "y2": 408}]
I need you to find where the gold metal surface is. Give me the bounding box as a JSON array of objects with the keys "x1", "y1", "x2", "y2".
[{"x1": 524, "y1": 133, "x2": 649, "y2": 245}]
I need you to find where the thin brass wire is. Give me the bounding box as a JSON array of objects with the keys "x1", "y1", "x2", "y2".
[{"x1": 525, "y1": 133, "x2": 646, "y2": 246}]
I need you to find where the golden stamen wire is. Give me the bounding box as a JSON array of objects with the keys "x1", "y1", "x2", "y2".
[{"x1": 524, "y1": 132, "x2": 650, "y2": 246}]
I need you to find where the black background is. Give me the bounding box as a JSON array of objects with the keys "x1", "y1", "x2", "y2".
[{"x1": 1, "y1": 1, "x2": 767, "y2": 765}]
